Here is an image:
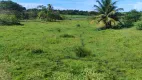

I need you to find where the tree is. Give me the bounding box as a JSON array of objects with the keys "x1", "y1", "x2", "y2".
[
  {"x1": 47, "y1": 4, "x2": 53, "y2": 11},
  {"x1": 0, "y1": 1, "x2": 25, "y2": 25},
  {"x1": 38, "y1": 11, "x2": 47, "y2": 20},
  {"x1": 94, "y1": 0, "x2": 123, "y2": 28},
  {"x1": 38, "y1": 4, "x2": 62, "y2": 21},
  {"x1": 25, "y1": 8, "x2": 39, "y2": 19},
  {"x1": 0, "y1": 1, "x2": 25, "y2": 11},
  {"x1": 0, "y1": 0, "x2": 26, "y2": 19}
]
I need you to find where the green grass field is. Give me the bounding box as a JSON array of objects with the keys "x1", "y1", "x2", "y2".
[
  {"x1": 64, "y1": 15, "x2": 90, "y2": 20},
  {"x1": 0, "y1": 20, "x2": 142, "y2": 80}
]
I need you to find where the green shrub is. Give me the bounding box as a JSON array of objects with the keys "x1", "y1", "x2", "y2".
[
  {"x1": 0, "y1": 14, "x2": 20, "y2": 25},
  {"x1": 135, "y1": 21, "x2": 142, "y2": 30},
  {"x1": 124, "y1": 9, "x2": 141, "y2": 22},
  {"x1": 31, "y1": 49, "x2": 44, "y2": 54},
  {"x1": 56, "y1": 28, "x2": 61, "y2": 32},
  {"x1": 123, "y1": 21, "x2": 133, "y2": 28},
  {"x1": 76, "y1": 24, "x2": 81, "y2": 27},
  {"x1": 113, "y1": 21, "x2": 133, "y2": 29},
  {"x1": 47, "y1": 12, "x2": 63, "y2": 22},
  {"x1": 75, "y1": 46, "x2": 92, "y2": 58},
  {"x1": 60, "y1": 34, "x2": 75, "y2": 38}
]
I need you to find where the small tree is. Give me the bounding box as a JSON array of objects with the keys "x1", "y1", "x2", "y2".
[
  {"x1": 0, "y1": 14, "x2": 20, "y2": 25},
  {"x1": 94, "y1": 0, "x2": 123, "y2": 29},
  {"x1": 47, "y1": 4, "x2": 53, "y2": 11},
  {"x1": 38, "y1": 4, "x2": 62, "y2": 22}
]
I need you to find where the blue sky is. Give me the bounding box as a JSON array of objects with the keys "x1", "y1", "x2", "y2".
[{"x1": 12, "y1": 0, "x2": 142, "y2": 11}]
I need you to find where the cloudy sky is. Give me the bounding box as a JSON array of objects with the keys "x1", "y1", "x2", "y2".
[{"x1": 12, "y1": 0, "x2": 142, "y2": 11}]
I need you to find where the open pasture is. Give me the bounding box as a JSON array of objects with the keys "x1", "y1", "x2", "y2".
[{"x1": 0, "y1": 20, "x2": 142, "y2": 80}]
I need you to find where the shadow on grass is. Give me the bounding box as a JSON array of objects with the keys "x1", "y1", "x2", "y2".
[
  {"x1": 95, "y1": 24, "x2": 134, "y2": 31},
  {"x1": 0, "y1": 23, "x2": 24, "y2": 26}
]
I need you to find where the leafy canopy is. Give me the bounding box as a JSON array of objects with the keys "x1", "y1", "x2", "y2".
[{"x1": 0, "y1": 1, "x2": 25, "y2": 11}]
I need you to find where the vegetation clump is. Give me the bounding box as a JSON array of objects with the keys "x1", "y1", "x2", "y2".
[
  {"x1": 60, "y1": 34, "x2": 75, "y2": 38},
  {"x1": 75, "y1": 46, "x2": 92, "y2": 58},
  {"x1": 124, "y1": 9, "x2": 141, "y2": 22},
  {"x1": 31, "y1": 49, "x2": 44, "y2": 54},
  {"x1": 0, "y1": 1, "x2": 25, "y2": 25},
  {"x1": 135, "y1": 21, "x2": 142, "y2": 30},
  {"x1": 122, "y1": 9, "x2": 141, "y2": 28},
  {"x1": 76, "y1": 24, "x2": 81, "y2": 27},
  {"x1": 38, "y1": 4, "x2": 63, "y2": 22},
  {"x1": 0, "y1": 14, "x2": 20, "y2": 25}
]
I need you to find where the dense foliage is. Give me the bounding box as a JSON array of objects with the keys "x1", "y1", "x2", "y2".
[
  {"x1": 0, "y1": 0, "x2": 25, "y2": 18},
  {"x1": 0, "y1": 14, "x2": 20, "y2": 25},
  {"x1": 24, "y1": 9, "x2": 97, "y2": 20},
  {"x1": 0, "y1": 1, "x2": 25, "y2": 25},
  {"x1": 56, "y1": 10, "x2": 97, "y2": 15},
  {"x1": 124, "y1": 9, "x2": 141, "y2": 22},
  {"x1": 135, "y1": 21, "x2": 142, "y2": 30},
  {"x1": 122, "y1": 9, "x2": 141, "y2": 27},
  {"x1": 23, "y1": 8, "x2": 39, "y2": 19},
  {"x1": 0, "y1": 1, "x2": 25, "y2": 11},
  {"x1": 37, "y1": 4, "x2": 63, "y2": 21}
]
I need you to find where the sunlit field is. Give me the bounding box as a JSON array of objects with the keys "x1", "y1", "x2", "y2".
[
  {"x1": 0, "y1": 20, "x2": 142, "y2": 80},
  {"x1": 1, "y1": 0, "x2": 142, "y2": 79}
]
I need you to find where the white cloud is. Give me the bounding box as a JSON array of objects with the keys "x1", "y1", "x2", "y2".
[
  {"x1": 133, "y1": 2, "x2": 142, "y2": 11},
  {"x1": 19, "y1": 0, "x2": 96, "y2": 11},
  {"x1": 54, "y1": 6, "x2": 66, "y2": 10},
  {"x1": 20, "y1": 3, "x2": 66, "y2": 10},
  {"x1": 20, "y1": 3, "x2": 43, "y2": 9}
]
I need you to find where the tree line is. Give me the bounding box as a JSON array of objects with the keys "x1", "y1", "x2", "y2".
[
  {"x1": 0, "y1": 0, "x2": 98, "y2": 25},
  {"x1": 24, "y1": 9, "x2": 98, "y2": 20},
  {"x1": 0, "y1": 0, "x2": 142, "y2": 29}
]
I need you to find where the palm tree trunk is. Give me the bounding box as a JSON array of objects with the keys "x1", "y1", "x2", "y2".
[{"x1": 105, "y1": 22, "x2": 111, "y2": 29}]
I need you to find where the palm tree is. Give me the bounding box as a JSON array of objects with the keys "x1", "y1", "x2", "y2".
[
  {"x1": 94, "y1": 0, "x2": 123, "y2": 28},
  {"x1": 47, "y1": 4, "x2": 53, "y2": 11}
]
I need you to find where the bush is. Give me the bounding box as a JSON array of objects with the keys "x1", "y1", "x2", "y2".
[
  {"x1": 124, "y1": 9, "x2": 141, "y2": 22},
  {"x1": 75, "y1": 46, "x2": 92, "y2": 58},
  {"x1": 47, "y1": 12, "x2": 63, "y2": 21},
  {"x1": 113, "y1": 21, "x2": 133, "y2": 29},
  {"x1": 135, "y1": 21, "x2": 142, "y2": 30},
  {"x1": 76, "y1": 24, "x2": 81, "y2": 27},
  {"x1": 0, "y1": 14, "x2": 20, "y2": 25},
  {"x1": 111, "y1": 20, "x2": 134, "y2": 29},
  {"x1": 123, "y1": 21, "x2": 133, "y2": 28}
]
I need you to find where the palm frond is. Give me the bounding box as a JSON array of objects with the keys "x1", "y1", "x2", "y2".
[
  {"x1": 94, "y1": 5, "x2": 104, "y2": 13},
  {"x1": 96, "y1": 0, "x2": 103, "y2": 8},
  {"x1": 112, "y1": 1, "x2": 118, "y2": 6},
  {"x1": 108, "y1": 17, "x2": 117, "y2": 24},
  {"x1": 108, "y1": 10, "x2": 116, "y2": 16}
]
